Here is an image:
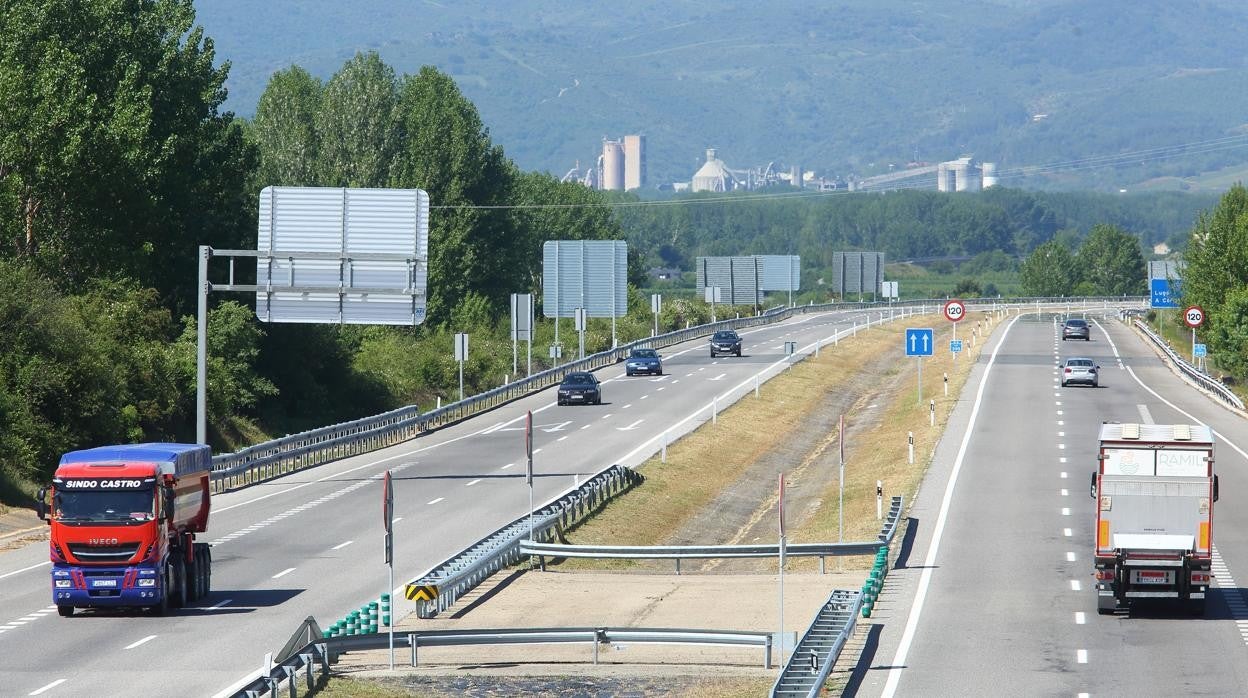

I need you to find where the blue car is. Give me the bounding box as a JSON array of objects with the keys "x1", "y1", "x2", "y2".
[{"x1": 625, "y1": 348, "x2": 663, "y2": 376}]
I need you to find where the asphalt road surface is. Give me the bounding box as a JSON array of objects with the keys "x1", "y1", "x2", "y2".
[
  {"x1": 853, "y1": 312, "x2": 1248, "y2": 697},
  {"x1": 0, "y1": 306, "x2": 898, "y2": 698}
]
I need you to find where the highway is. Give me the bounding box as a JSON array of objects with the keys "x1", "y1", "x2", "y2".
[
  {"x1": 857, "y1": 311, "x2": 1248, "y2": 696},
  {"x1": 0, "y1": 307, "x2": 885, "y2": 697}
]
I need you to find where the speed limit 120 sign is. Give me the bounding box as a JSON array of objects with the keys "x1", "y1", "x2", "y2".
[
  {"x1": 1184, "y1": 305, "x2": 1205, "y2": 328},
  {"x1": 943, "y1": 300, "x2": 966, "y2": 323}
]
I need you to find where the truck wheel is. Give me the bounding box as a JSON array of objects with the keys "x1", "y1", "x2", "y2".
[
  {"x1": 56, "y1": 605, "x2": 74, "y2": 617},
  {"x1": 195, "y1": 544, "x2": 210, "y2": 600},
  {"x1": 202, "y1": 546, "x2": 212, "y2": 597},
  {"x1": 155, "y1": 567, "x2": 171, "y2": 616},
  {"x1": 185, "y1": 551, "x2": 199, "y2": 603},
  {"x1": 171, "y1": 557, "x2": 186, "y2": 608}
]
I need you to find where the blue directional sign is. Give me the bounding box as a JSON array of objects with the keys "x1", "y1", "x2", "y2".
[
  {"x1": 906, "y1": 328, "x2": 934, "y2": 356},
  {"x1": 950, "y1": 339, "x2": 964, "y2": 353},
  {"x1": 1194, "y1": 343, "x2": 1207, "y2": 358},
  {"x1": 1150, "y1": 278, "x2": 1180, "y2": 309}
]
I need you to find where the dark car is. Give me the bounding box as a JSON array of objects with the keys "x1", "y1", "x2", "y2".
[
  {"x1": 625, "y1": 348, "x2": 663, "y2": 376},
  {"x1": 1062, "y1": 318, "x2": 1091, "y2": 341},
  {"x1": 557, "y1": 371, "x2": 601, "y2": 405},
  {"x1": 1061, "y1": 357, "x2": 1100, "y2": 387},
  {"x1": 710, "y1": 330, "x2": 742, "y2": 357}
]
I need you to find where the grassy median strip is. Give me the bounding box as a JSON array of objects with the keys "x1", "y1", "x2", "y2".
[{"x1": 556, "y1": 310, "x2": 1004, "y2": 570}]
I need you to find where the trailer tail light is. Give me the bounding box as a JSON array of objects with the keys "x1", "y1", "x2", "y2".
[
  {"x1": 1198, "y1": 522, "x2": 1210, "y2": 553},
  {"x1": 1191, "y1": 572, "x2": 1211, "y2": 585},
  {"x1": 1095, "y1": 569, "x2": 1115, "y2": 581},
  {"x1": 1098, "y1": 520, "x2": 1111, "y2": 550}
]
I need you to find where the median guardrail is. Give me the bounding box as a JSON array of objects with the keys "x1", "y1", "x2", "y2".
[
  {"x1": 404, "y1": 464, "x2": 643, "y2": 618},
  {"x1": 233, "y1": 626, "x2": 775, "y2": 698},
  {"x1": 772, "y1": 589, "x2": 864, "y2": 697},
  {"x1": 1130, "y1": 318, "x2": 1245, "y2": 411},
  {"x1": 207, "y1": 296, "x2": 1145, "y2": 493}
]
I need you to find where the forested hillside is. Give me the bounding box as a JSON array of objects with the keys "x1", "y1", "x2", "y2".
[
  {"x1": 195, "y1": 0, "x2": 1248, "y2": 190},
  {"x1": 1, "y1": 1, "x2": 1242, "y2": 506}
]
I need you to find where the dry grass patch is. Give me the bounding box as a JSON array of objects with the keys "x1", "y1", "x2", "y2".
[
  {"x1": 557, "y1": 318, "x2": 940, "y2": 564},
  {"x1": 789, "y1": 311, "x2": 1004, "y2": 570}
]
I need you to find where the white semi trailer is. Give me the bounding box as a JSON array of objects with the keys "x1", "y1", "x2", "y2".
[{"x1": 1091, "y1": 423, "x2": 1217, "y2": 616}]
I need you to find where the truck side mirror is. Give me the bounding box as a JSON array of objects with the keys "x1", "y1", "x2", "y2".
[
  {"x1": 1089, "y1": 473, "x2": 1097, "y2": 499},
  {"x1": 1214, "y1": 475, "x2": 1219, "y2": 503},
  {"x1": 35, "y1": 487, "x2": 48, "y2": 522},
  {"x1": 163, "y1": 487, "x2": 176, "y2": 522}
]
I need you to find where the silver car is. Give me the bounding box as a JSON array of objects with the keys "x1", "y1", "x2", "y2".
[{"x1": 1061, "y1": 357, "x2": 1100, "y2": 387}]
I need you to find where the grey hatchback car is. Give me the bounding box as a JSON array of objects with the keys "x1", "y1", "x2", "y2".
[{"x1": 1061, "y1": 357, "x2": 1100, "y2": 387}]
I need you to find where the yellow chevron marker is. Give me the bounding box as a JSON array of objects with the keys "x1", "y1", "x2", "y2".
[{"x1": 405, "y1": 584, "x2": 438, "y2": 602}]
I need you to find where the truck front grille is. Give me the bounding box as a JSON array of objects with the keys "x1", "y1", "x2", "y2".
[{"x1": 67, "y1": 543, "x2": 140, "y2": 563}]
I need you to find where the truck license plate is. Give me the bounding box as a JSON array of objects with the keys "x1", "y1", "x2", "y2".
[
  {"x1": 1132, "y1": 570, "x2": 1172, "y2": 585},
  {"x1": 92, "y1": 579, "x2": 117, "y2": 588}
]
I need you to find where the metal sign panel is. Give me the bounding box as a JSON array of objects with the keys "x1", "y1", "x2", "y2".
[
  {"x1": 1150, "y1": 278, "x2": 1180, "y2": 309},
  {"x1": 696, "y1": 256, "x2": 762, "y2": 305},
  {"x1": 1148, "y1": 260, "x2": 1182, "y2": 280},
  {"x1": 541, "y1": 240, "x2": 627, "y2": 318},
  {"x1": 832, "y1": 251, "x2": 884, "y2": 296},
  {"x1": 905, "y1": 328, "x2": 934, "y2": 356},
  {"x1": 511, "y1": 293, "x2": 533, "y2": 340},
  {"x1": 950, "y1": 339, "x2": 964, "y2": 353},
  {"x1": 758, "y1": 255, "x2": 801, "y2": 292},
  {"x1": 256, "y1": 187, "x2": 429, "y2": 325},
  {"x1": 1194, "y1": 343, "x2": 1207, "y2": 358}
]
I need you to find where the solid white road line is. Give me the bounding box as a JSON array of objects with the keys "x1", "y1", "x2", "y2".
[
  {"x1": 272, "y1": 568, "x2": 296, "y2": 579},
  {"x1": 466, "y1": 479, "x2": 481, "y2": 486},
  {"x1": 29, "y1": 679, "x2": 66, "y2": 695},
  {"x1": 427, "y1": 498, "x2": 444, "y2": 505},
  {"x1": 331, "y1": 541, "x2": 353, "y2": 550},
  {"x1": 0, "y1": 560, "x2": 51, "y2": 580},
  {"x1": 124, "y1": 635, "x2": 157, "y2": 650},
  {"x1": 881, "y1": 314, "x2": 1020, "y2": 698}
]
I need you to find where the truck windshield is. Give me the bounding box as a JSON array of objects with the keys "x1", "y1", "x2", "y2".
[{"x1": 55, "y1": 489, "x2": 155, "y2": 522}]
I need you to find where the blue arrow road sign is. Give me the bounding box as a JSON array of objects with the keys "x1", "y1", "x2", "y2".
[
  {"x1": 906, "y1": 328, "x2": 934, "y2": 356},
  {"x1": 950, "y1": 339, "x2": 963, "y2": 353}
]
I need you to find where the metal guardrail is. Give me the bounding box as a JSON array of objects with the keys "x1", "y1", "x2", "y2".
[
  {"x1": 1131, "y1": 318, "x2": 1245, "y2": 411},
  {"x1": 207, "y1": 296, "x2": 1145, "y2": 493},
  {"x1": 769, "y1": 495, "x2": 903, "y2": 697},
  {"x1": 234, "y1": 627, "x2": 774, "y2": 696},
  {"x1": 406, "y1": 464, "x2": 643, "y2": 618},
  {"x1": 773, "y1": 589, "x2": 864, "y2": 697}
]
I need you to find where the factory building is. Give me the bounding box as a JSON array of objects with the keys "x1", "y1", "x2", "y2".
[{"x1": 691, "y1": 148, "x2": 735, "y2": 192}]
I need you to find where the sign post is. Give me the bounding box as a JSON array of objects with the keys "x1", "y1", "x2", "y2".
[
  {"x1": 526, "y1": 410, "x2": 535, "y2": 546},
  {"x1": 777, "y1": 472, "x2": 787, "y2": 668},
  {"x1": 382, "y1": 470, "x2": 395, "y2": 670},
  {"x1": 511, "y1": 293, "x2": 533, "y2": 377},
  {"x1": 1184, "y1": 305, "x2": 1205, "y2": 363},
  {"x1": 838, "y1": 415, "x2": 845, "y2": 573},
  {"x1": 905, "y1": 328, "x2": 934, "y2": 404},
  {"x1": 574, "y1": 308, "x2": 587, "y2": 360},
  {"x1": 454, "y1": 333, "x2": 469, "y2": 401},
  {"x1": 705, "y1": 286, "x2": 722, "y2": 323},
  {"x1": 944, "y1": 300, "x2": 965, "y2": 365},
  {"x1": 651, "y1": 294, "x2": 662, "y2": 337}
]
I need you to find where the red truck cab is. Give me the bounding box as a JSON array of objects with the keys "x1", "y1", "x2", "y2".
[{"x1": 37, "y1": 443, "x2": 213, "y2": 616}]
